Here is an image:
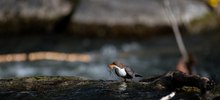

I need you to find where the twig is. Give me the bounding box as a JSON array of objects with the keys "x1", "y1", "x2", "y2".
[{"x1": 163, "y1": 0, "x2": 189, "y2": 62}]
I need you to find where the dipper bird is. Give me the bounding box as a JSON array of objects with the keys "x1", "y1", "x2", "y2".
[{"x1": 108, "y1": 61, "x2": 142, "y2": 82}]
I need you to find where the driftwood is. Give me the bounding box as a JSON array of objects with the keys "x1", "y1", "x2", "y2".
[
  {"x1": 140, "y1": 71, "x2": 215, "y2": 95},
  {"x1": 0, "y1": 71, "x2": 218, "y2": 99}
]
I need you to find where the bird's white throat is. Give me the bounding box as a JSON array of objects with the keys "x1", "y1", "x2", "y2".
[{"x1": 114, "y1": 66, "x2": 127, "y2": 76}]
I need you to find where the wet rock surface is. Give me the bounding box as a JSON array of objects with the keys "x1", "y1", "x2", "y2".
[{"x1": 0, "y1": 72, "x2": 218, "y2": 100}]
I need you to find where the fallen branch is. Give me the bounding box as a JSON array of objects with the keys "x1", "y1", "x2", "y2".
[{"x1": 140, "y1": 71, "x2": 215, "y2": 95}]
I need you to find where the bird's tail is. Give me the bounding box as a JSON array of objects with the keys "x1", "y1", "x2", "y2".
[
  {"x1": 134, "y1": 73, "x2": 143, "y2": 77},
  {"x1": 132, "y1": 73, "x2": 143, "y2": 82}
]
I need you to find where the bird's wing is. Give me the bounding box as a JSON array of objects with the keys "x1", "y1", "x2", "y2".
[
  {"x1": 125, "y1": 66, "x2": 134, "y2": 77},
  {"x1": 115, "y1": 69, "x2": 120, "y2": 77}
]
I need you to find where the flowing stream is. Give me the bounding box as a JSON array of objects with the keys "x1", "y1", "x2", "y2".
[{"x1": 0, "y1": 32, "x2": 219, "y2": 81}]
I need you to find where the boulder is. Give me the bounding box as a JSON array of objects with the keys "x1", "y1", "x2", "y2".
[
  {"x1": 0, "y1": 0, "x2": 218, "y2": 37},
  {"x1": 69, "y1": 0, "x2": 215, "y2": 37},
  {"x1": 0, "y1": 0, "x2": 72, "y2": 34},
  {"x1": 0, "y1": 71, "x2": 218, "y2": 99}
]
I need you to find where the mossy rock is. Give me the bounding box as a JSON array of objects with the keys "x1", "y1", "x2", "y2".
[{"x1": 0, "y1": 75, "x2": 219, "y2": 99}]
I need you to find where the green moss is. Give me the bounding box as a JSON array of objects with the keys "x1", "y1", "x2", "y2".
[
  {"x1": 186, "y1": 12, "x2": 218, "y2": 33},
  {"x1": 0, "y1": 76, "x2": 220, "y2": 99},
  {"x1": 180, "y1": 86, "x2": 200, "y2": 93},
  {"x1": 190, "y1": 12, "x2": 215, "y2": 25},
  {"x1": 0, "y1": 76, "x2": 84, "y2": 91}
]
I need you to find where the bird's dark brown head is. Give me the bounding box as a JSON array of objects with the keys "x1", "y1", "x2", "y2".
[{"x1": 108, "y1": 61, "x2": 125, "y2": 69}]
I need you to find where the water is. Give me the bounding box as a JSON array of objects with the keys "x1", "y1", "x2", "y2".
[{"x1": 0, "y1": 32, "x2": 220, "y2": 81}]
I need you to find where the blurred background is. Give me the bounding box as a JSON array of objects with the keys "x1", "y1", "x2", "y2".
[{"x1": 0, "y1": 0, "x2": 219, "y2": 81}]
